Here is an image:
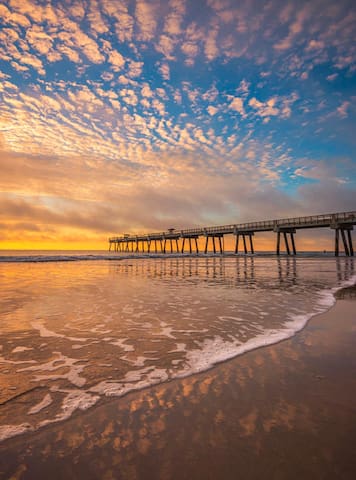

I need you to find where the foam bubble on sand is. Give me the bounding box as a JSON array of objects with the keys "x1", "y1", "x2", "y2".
[
  {"x1": 0, "y1": 423, "x2": 34, "y2": 443},
  {"x1": 90, "y1": 324, "x2": 112, "y2": 334},
  {"x1": 89, "y1": 368, "x2": 169, "y2": 397},
  {"x1": 122, "y1": 355, "x2": 158, "y2": 367},
  {"x1": 39, "y1": 390, "x2": 100, "y2": 427},
  {"x1": 31, "y1": 321, "x2": 88, "y2": 342},
  {"x1": 168, "y1": 343, "x2": 187, "y2": 353},
  {"x1": 28, "y1": 393, "x2": 53, "y2": 415},
  {"x1": 161, "y1": 327, "x2": 176, "y2": 339},
  {"x1": 109, "y1": 338, "x2": 135, "y2": 352},
  {"x1": 12, "y1": 346, "x2": 33, "y2": 353},
  {"x1": 0, "y1": 355, "x2": 37, "y2": 365},
  {"x1": 18, "y1": 352, "x2": 88, "y2": 387},
  {"x1": 152, "y1": 322, "x2": 176, "y2": 339}
]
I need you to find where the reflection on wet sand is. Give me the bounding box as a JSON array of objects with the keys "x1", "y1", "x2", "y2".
[
  {"x1": 110, "y1": 257, "x2": 306, "y2": 286},
  {"x1": 1, "y1": 294, "x2": 356, "y2": 479}
]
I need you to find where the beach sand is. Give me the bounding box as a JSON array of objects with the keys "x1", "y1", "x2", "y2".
[{"x1": 0, "y1": 289, "x2": 355, "y2": 480}]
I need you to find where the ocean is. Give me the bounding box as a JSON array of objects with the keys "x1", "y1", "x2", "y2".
[{"x1": 0, "y1": 251, "x2": 355, "y2": 443}]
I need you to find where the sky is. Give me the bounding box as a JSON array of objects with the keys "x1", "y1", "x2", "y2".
[{"x1": 0, "y1": 0, "x2": 355, "y2": 250}]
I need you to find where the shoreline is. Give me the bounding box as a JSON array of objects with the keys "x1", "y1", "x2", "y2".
[{"x1": 1, "y1": 286, "x2": 356, "y2": 479}]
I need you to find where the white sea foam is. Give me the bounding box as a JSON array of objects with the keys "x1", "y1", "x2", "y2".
[
  {"x1": 0, "y1": 356, "x2": 37, "y2": 365},
  {"x1": 18, "y1": 352, "x2": 88, "y2": 387},
  {"x1": 28, "y1": 394, "x2": 53, "y2": 415},
  {"x1": 0, "y1": 423, "x2": 34, "y2": 443},
  {"x1": 109, "y1": 338, "x2": 135, "y2": 352},
  {"x1": 31, "y1": 321, "x2": 88, "y2": 342},
  {"x1": 0, "y1": 254, "x2": 123, "y2": 263},
  {"x1": 12, "y1": 346, "x2": 33, "y2": 353},
  {"x1": 89, "y1": 368, "x2": 169, "y2": 397},
  {"x1": 38, "y1": 390, "x2": 100, "y2": 428},
  {"x1": 168, "y1": 343, "x2": 187, "y2": 353}
]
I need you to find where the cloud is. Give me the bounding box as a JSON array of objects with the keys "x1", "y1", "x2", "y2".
[
  {"x1": 127, "y1": 61, "x2": 144, "y2": 78},
  {"x1": 274, "y1": 4, "x2": 311, "y2": 51},
  {"x1": 71, "y1": 28, "x2": 105, "y2": 64},
  {"x1": 248, "y1": 93, "x2": 298, "y2": 120},
  {"x1": 306, "y1": 39, "x2": 325, "y2": 51},
  {"x1": 229, "y1": 97, "x2": 245, "y2": 117},
  {"x1": 107, "y1": 49, "x2": 126, "y2": 71},
  {"x1": 135, "y1": 0, "x2": 159, "y2": 42},
  {"x1": 156, "y1": 34, "x2": 176, "y2": 59},
  {"x1": 249, "y1": 97, "x2": 279, "y2": 117},
  {"x1": 164, "y1": 0, "x2": 186, "y2": 35},
  {"x1": 158, "y1": 63, "x2": 170, "y2": 80},
  {"x1": 19, "y1": 53, "x2": 46, "y2": 75},
  {"x1": 336, "y1": 101, "x2": 350, "y2": 119},
  {"x1": 204, "y1": 25, "x2": 219, "y2": 60},
  {"x1": 326, "y1": 73, "x2": 338, "y2": 81},
  {"x1": 26, "y1": 25, "x2": 53, "y2": 55},
  {"x1": 181, "y1": 42, "x2": 199, "y2": 64},
  {"x1": 207, "y1": 105, "x2": 218, "y2": 116}
]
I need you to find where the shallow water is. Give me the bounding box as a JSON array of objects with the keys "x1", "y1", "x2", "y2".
[{"x1": 0, "y1": 255, "x2": 354, "y2": 443}]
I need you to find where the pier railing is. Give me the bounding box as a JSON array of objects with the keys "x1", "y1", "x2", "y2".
[{"x1": 109, "y1": 211, "x2": 355, "y2": 241}]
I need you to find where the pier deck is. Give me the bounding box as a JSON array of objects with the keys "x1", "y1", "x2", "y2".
[{"x1": 109, "y1": 211, "x2": 356, "y2": 256}]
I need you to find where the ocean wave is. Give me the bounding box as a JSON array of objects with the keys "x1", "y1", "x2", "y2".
[{"x1": 0, "y1": 251, "x2": 337, "y2": 263}]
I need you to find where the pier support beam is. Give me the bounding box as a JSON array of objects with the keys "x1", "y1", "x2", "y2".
[
  {"x1": 283, "y1": 232, "x2": 290, "y2": 255},
  {"x1": 218, "y1": 236, "x2": 223, "y2": 254},
  {"x1": 181, "y1": 235, "x2": 200, "y2": 254},
  {"x1": 347, "y1": 230, "x2": 354, "y2": 256},
  {"x1": 204, "y1": 236, "x2": 209, "y2": 254},
  {"x1": 290, "y1": 232, "x2": 296, "y2": 255},
  {"x1": 332, "y1": 225, "x2": 354, "y2": 256},
  {"x1": 242, "y1": 235, "x2": 247, "y2": 254},
  {"x1": 276, "y1": 232, "x2": 280, "y2": 255},
  {"x1": 249, "y1": 234, "x2": 254, "y2": 254},
  {"x1": 181, "y1": 237, "x2": 186, "y2": 253},
  {"x1": 274, "y1": 228, "x2": 296, "y2": 255},
  {"x1": 234, "y1": 234, "x2": 239, "y2": 254},
  {"x1": 204, "y1": 235, "x2": 219, "y2": 254},
  {"x1": 234, "y1": 231, "x2": 254, "y2": 254}
]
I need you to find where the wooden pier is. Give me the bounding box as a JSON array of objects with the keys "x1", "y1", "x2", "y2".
[{"x1": 109, "y1": 211, "x2": 356, "y2": 256}]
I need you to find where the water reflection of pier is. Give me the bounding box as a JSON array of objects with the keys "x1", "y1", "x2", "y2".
[
  {"x1": 109, "y1": 257, "x2": 354, "y2": 289},
  {"x1": 109, "y1": 211, "x2": 356, "y2": 256},
  {"x1": 336, "y1": 258, "x2": 354, "y2": 282}
]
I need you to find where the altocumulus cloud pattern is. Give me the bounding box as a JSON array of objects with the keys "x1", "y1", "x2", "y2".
[{"x1": 0, "y1": 0, "x2": 355, "y2": 248}]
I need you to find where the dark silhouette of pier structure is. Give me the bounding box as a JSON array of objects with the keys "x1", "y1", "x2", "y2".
[{"x1": 109, "y1": 211, "x2": 355, "y2": 256}]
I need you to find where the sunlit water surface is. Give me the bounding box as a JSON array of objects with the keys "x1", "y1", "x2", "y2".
[{"x1": 0, "y1": 255, "x2": 355, "y2": 442}]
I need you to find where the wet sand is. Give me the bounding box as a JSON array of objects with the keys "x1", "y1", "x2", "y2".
[{"x1": 0, "y1": 290, "x2": 355, "y2": 480}]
